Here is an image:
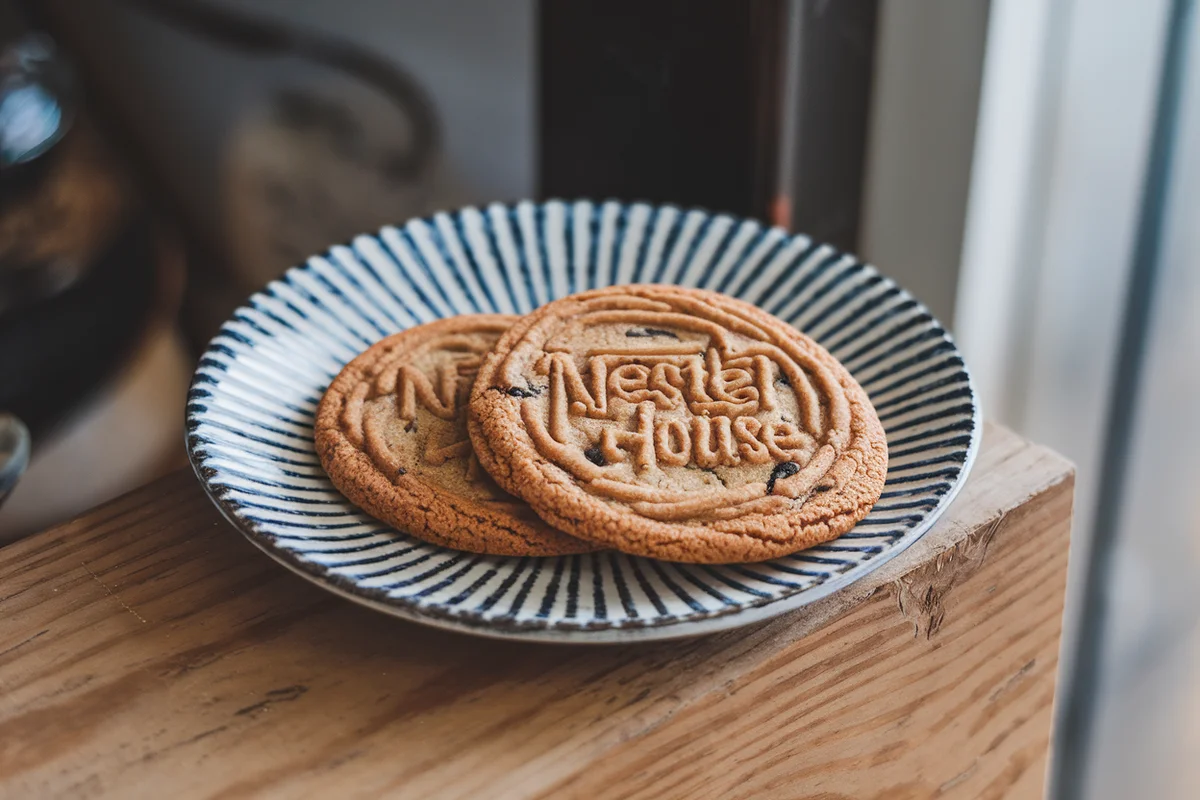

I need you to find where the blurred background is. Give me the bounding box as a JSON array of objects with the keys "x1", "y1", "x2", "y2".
[{"x1": 0, "y1": 1, "x2": 1195, "y2": 797}]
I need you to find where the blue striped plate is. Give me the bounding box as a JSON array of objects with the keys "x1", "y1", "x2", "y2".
[{"x1": 186, "y1": 200, "x2": 981, "y2": 642}]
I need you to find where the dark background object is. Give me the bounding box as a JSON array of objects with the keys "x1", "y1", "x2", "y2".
[
  {"x1": 0, "y1": 213, "x2": 157, "y2": 440},
  {"x1": 19, "y1": 0, "x2": 223, "y2": 355},
  {"x1": 0, "y1": 8, "x2": 157, "y2": 441},
  {"x1": 539, "y1": 0, "x2": 786, "y2": 221},
  {"x1": 0, "y1": 411, "x2": 29, "y2": 505},
  {"x1": 23, "y1": 0, "x2": 443, "y2": 354},
  {"x1": 787, "y1": 0, "x2": 879, "y2": 252}
]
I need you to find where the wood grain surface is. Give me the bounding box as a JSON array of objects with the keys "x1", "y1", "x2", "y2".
[{"x1": 0, "y1": 423, "x2": 1073, "y2": 799}]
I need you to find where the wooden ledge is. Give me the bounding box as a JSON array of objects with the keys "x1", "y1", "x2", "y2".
[{"x1": 0, "y1": 423, "x2": 1073, "y2": 799}]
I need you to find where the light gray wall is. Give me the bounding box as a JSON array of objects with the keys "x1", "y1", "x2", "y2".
[{"x1": 858, "y1": 0, "x2": 990, "y2": 327}]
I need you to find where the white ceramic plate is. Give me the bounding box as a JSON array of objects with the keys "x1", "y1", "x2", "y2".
[{"x1": 187, "y1": 200, "x2": 980, "y2": 642}]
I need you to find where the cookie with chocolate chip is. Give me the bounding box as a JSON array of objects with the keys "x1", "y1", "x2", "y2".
[
  {"x1": 316, "y1": 315, "x2": 597, "y2": 556},
  {"x1": 468, "y1": 286, "x2": 887, "y2": 563}
]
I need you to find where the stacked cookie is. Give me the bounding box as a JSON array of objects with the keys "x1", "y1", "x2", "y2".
[{"x1": 316, "y1": 285, "x2": 887, "y2": 564}]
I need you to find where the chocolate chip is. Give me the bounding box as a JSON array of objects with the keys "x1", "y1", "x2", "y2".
[
  {"x1": 766, "y1": 461, "x2": 800, "y2": 494},
  {"x1": 404, "y1": 419, "x2": 417, "y2": 433},
  {"x1": 396, "y1": 466, "x2": 407, "y2": 476},
  {"x1": 505, "y1": 386, "x2": 540, "y2": 398},
  {"x1": 776, "y1": 372, "x2": 790, "y2": 387},
  {"x1": 625, "y1": 327, "x2": 680, "y2": 339},
  {"x1": 584, "y1": 446, "x2": 606, "y2": 466}
]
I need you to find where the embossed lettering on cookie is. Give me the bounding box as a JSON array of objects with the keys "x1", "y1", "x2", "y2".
[
  {"x1": 315, "y1": 315, "x2": 597, "y2": 557},
  {"x1": 468, "y1": 285, "x2": 889, "y2": 563}
]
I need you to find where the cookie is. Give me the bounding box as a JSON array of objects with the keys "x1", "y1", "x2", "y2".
[
  {"x1": 468, "y1": 286, "x2": 887, "y2": 563},
  {"x1": 316, "y1": 315, "x2": 597, "y2": 556}
]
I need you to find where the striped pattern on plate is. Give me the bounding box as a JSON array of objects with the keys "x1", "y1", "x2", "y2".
[{"x1": 186, "y1": 200, "x2": 981, "y2": 642}]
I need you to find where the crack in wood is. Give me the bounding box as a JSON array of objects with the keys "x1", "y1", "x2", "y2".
[
  {"x1": 892, "y1": 512, "x2": 1005, "y2": 639},
  {"x1": 0, "y1": 629, "x2": 48, "y2": 660},
  {"x1": 80, "y1": 561, "x2": 147, "y2": 625},
  {"x1": 989, "y1": 659, "x2": 1038, "y2": 703},
  {"x1": 235, "y1": 685, "x2": 309, "y2": 717}
]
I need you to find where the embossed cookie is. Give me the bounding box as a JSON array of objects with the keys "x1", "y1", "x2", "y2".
[
  {"x1": 468, "y1": 286, "x2": 887, "y2": 563},
  {"x1": 316, "y1": 315, "x2": 596, "y2": 556}
]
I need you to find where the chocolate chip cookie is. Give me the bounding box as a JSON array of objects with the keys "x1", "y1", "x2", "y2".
[
  {"x1": 468, "y1": 286, "x2": 887, "y2": 563},
  {"x1": 316, "y1": 315, "x2": 597, "y2": 556}
]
